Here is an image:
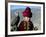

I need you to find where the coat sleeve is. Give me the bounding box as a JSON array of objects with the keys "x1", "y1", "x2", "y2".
[
  {"x1": 18, "y1": 21, "x2": 24, "y2": 31},
  {"x1": 29, "y1": 21, "x2": 34, "y2": 30}
]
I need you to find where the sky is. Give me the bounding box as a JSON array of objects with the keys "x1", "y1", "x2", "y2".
[{"x1": 10, "y1": 5, "x2": 41, "y2": 11}]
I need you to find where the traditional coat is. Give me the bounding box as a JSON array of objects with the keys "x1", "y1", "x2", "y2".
[{"x1": 18, "y1": 21, "x2": 34, "y2": 31}]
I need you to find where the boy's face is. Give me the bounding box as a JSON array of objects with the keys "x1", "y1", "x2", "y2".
[{"x1": 24, "y1": 17, "x2": 30, "y2": 22}]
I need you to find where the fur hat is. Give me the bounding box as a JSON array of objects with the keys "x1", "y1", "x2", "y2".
[{"x1": 23, "y1": 7, "x2": 32, "y2": 18}]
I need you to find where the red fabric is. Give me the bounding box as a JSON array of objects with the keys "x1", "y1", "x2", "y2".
[{"x1": 23, "y1": 7, "x2": 32, "y2": 17}]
